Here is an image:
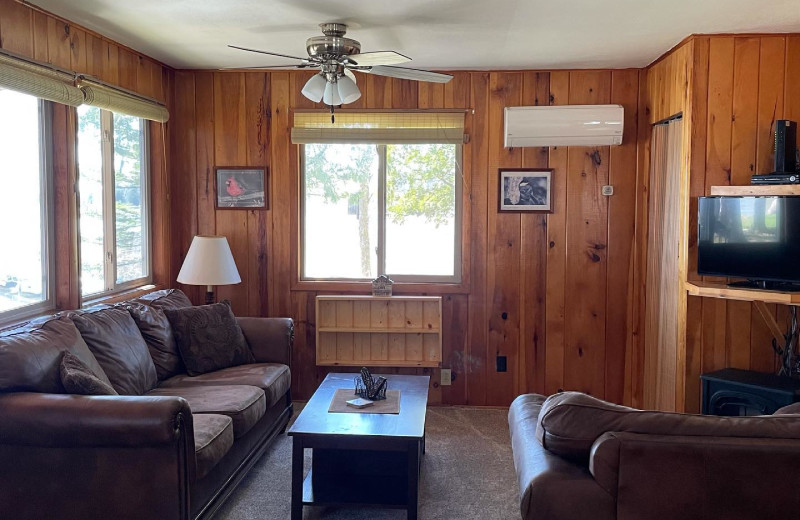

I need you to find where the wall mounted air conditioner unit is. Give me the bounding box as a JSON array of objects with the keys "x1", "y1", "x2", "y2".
[{"x1": 504, "y1": 105, "x2": 624, "y2": 147}]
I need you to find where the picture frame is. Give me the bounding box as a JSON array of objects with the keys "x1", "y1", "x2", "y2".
[
  {"x1": 498, "y1": 168, "x2": 553, "y2": 213},
  {"x1": 215, "y1": 167, "x2": 268, "y2": 209}
]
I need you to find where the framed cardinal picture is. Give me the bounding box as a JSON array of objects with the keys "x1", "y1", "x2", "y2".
[{"x1": 215, "y1": 167, "x2": 268, "y2": 209}]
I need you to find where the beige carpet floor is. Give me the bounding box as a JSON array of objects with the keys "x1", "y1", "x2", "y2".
[{"x1": 216, "y1": 406, "x2": 519, "y2": 520}]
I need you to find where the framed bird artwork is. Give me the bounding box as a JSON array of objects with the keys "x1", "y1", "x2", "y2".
[{"x1": 215, "y1": 167, "x2": 268, "y2": 209}]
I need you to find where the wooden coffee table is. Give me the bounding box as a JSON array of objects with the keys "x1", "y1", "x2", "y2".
[{"x1": 288, "y1": 373, "x2": 430, "y2": 520}]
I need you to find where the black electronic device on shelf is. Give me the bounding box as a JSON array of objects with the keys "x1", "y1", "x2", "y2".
[
  {"x1": 697, "y1": 195, "x2": 800, "y2": 290},
  {"x1": 751, "y1": 120, "x2": 798, "y2": 185}
]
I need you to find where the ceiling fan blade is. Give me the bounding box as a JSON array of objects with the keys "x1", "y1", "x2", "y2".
[
  {"x1": 228, "y1": 45, "x2": 309, "y2": 62},
  {"x1": 343, "y1": 68, "x2": 357, "y2": 84},
  {"x1": 366, "y1": 66, "x2": 452, "y2": 84},
  {"x1": 347, "y1": 51, "x2": 411, "y2": 67},
  {"x1": 219, "y1": 64, "x2": 309, "y2": 70}
]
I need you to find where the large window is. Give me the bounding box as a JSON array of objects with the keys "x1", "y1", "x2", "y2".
[
  {"x1": 302, "y1": 143, "x2": 461, "y2": 282},
  {"x1": 77, "y1": 106, "x2": 150, "y2": 298},
  {"x1": 0, "y1": 90, "x2": 52, "y2": 322}
]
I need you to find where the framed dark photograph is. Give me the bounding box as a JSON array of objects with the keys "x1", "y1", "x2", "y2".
[
  {"x1": 498, "y1": 168, "x2": 553, "y2": 212},
  {"x1": 215, "y1": 167, "x2": 268, "y2": 209}
]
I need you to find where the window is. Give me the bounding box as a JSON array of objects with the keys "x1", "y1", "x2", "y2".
[
  {"x1": 0, "y1": 90, "x2": 53, "y2": 322},
  {"x1": 77, "y1": 106, "x2": 150, "y2": 298},
  {"x1": 301, "y1": 142, "x2": 461, "y2": 282}
]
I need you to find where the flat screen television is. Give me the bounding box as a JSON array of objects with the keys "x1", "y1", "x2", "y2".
[{"x1": 697, "y1": 196, "x2": 800, "y2": 289}]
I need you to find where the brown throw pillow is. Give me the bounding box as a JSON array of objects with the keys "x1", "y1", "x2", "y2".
[
  {"x1": 164, "y1": 301, "x2": 254, "y2": 376},
  {"x1": 60, "y1": 351, "x2": 118, "y2": 396},
  {"x1": 125, "y1": 302, "x2": 185, "y2": 381},
  {"x1": 69, "y1": 306, "x2": 158, "y2": 395}
]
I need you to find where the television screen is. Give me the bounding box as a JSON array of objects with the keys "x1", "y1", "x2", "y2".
[{"x1": 698, "y1": 196, "x2": 800, "y2": 284}]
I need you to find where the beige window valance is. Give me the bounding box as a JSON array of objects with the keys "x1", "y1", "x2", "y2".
[
  {"x1": 0, "y1": 53, "x2": 83, "y2": 106},
  {"x1": 78, "y1": 78, "x2": 169, "y2": 123},
  {"x1": 291, "y1": 110, "x2": 466, "y2": 145},
  {"x1": 0, "y1": 49, "x2": 169, "y2": 122}
]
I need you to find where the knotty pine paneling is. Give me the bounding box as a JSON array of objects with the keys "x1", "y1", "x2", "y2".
[
  {"x1": 644, "y1": 34, "x2": 800, "y2": 413},
  {"x1": 0, "y1": 0, "x2": 173, "y2": 310},
  {"x1": 684, "y1": 35, "x2": 800, "y2": 412},
  {"x1": 170, "y1": 68, "x2": 642, "y2": 406}
]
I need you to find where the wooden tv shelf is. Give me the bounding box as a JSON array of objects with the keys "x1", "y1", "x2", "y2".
[
  {"x1": 315, "y1": 295, "x2": 443, "y2": 367},
  {"x1": 685, "y1": 281, "x2": 800, "y2": 305},
  {"x1": 709, "y1": 185, "x2": 800, "y2": 196}
]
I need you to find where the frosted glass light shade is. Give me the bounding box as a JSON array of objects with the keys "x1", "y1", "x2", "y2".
[
  {"x1": 177, "y1": 235, "x2": 241, "y2": 286},
  {"x1": 323, "y1": 81, "x2": 342, "y2": 106},
  {"x1": 301, "y1": 74, "x2": 327, "y2": 103},
  {"x1": 337, "y1": 75, "x2": 361, "y2": 104}
]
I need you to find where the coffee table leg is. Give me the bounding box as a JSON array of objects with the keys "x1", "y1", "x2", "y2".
[
  {"x1": 291, "y1": 437, "x2": 303, "y2": 520},
  {"x1": 407, "y1": 439, "x2": 420, "y2": 520}
]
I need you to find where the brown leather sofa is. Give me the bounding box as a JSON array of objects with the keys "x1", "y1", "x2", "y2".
[
  {"x1": 0, "y1": 289, "x2": 293, "y2": 520},
  {"x1": 509, "y1": 392, "x2": 800, "y2": 520}
]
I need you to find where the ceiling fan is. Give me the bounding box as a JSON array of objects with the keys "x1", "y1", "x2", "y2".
[{"x1": 229, "y1": 23, "x2": 452, "y2": 110}]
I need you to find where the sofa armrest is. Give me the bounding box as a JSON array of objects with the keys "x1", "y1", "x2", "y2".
[
  {"x1": 0, "y1": 392, "x2": 192, "y2": 447},
  {"x1": 237, "y1": 317, "x2": 293, "y2": 365},
  {"x1": 0, "y1": 392, "x2": 195, "y2": 520},
  {"x1": 590, "y1": 432, "x2": 800, "y2": 519},
  {"x1": 509, "y1": 395, "x2": 615, "y2": 520}
]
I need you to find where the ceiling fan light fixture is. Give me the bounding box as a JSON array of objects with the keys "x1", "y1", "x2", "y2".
[
  {"x1": 323, "y1": 80, "x2": 342, "y2": 106},
  {"x1": 301, "y1": 73, "x2": 327, "y2": 103},
  {"x1": 337, "y1": 75, "x2": 361, "y2": 104}
]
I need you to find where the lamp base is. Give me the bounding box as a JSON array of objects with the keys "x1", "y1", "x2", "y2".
[{"x1": 205, "y1": 286, "x2": 215, "y2": 305}]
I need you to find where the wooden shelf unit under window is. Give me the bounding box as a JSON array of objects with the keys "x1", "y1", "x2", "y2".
[{"x1": 315, "y1": 295, "x2": 443, "y2": 368}]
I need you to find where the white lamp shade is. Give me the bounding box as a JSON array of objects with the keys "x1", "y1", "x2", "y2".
[
  {"x1": 337, "y1": 75, "x2": 361, "y2": 104},
  {"x1": 177, "y1": 235, "x2": 241, "y2": 286},
  {"x1": 301, "y1": 73, "x2": 327, "y2": 103},
  {"x1": 323, "y1": 81, "x2": 342, "y2": 106}
]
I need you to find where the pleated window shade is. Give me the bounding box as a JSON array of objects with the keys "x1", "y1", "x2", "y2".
[
  {"x1": 291, "y1": 111, "x2": 465, "y2": 144},
  {"x1": 0, "y1": 54, "x2": 83, "y2": 106},
  {"x1": 79, "y1": 79, "x2": 169, "y2": 123}
]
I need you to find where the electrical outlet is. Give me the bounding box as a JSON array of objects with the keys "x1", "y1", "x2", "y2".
[
  {"x1": 497, "y1": 356, "x2": 507, "y2": 372},
  {"x1": 602, "y1": 185, "x2": 614, "y2": 196},
  {"x1": 440, "y1": 369, "x2": 452, "y2": 386}
]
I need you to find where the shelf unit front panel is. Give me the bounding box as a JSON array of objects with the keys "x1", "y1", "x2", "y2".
[{"x1": 316, "y1": 296, "x2": 442, "y2": 367}]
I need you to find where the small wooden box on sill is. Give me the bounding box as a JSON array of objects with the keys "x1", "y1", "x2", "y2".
[{"x1": 315, "y1": 295, "x2": 443, "y2": 367}]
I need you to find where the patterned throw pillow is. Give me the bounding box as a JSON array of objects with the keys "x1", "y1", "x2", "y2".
[
  {"x1": 164, "y1": 301, "x2": 254, "y2": 376},
  {"x1": 60, "y1": 351, "x2": 118, "y2": 396}
]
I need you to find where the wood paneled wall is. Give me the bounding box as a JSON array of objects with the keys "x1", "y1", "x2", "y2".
[
  {"x1": 170, "y1": 69, "x2": 643, "y2": 406},
  {"x1": 0, "y1": 0, "x2": 173, "y2": 310},
  {"x1": 683, "y1": 35, "x2": 800, "y2": 412},
  {"x1": 640, "y1": 34, "x2": 800, "y2": 412},
  {"x1": 638, "y1": 42, "x2": 694, "y2": 411}
]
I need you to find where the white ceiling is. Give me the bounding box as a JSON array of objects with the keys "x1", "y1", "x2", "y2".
[{"x1": 30, "y1": 0, "x2": 800, "y2": 70}]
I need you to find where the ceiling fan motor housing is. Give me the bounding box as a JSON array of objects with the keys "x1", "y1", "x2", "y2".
[{"x1": 306, "y1": 23, "x2": 361, "y2": 60}]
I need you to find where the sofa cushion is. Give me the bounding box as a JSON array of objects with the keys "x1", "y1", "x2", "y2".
[
  {"x1": 148, "y1": 385, "x2": 266, "y2": 437},
  {"x1": 164, "y1": 301, "x2": 255, "y2": 376},
  {"x1": 60, "y1": 351, "x2": 118, "y2": 396},
  {"x1": 192, "y1": 413, "x2": 234, "y2": 480},
  {"x1": 775, "y1": 403, "x2": 800, "y2": 415},
  {"x1": 135, "y1": 288, "x2": 193, "y2": 310},
  {"x1": 70, "y1": 307, "x2": 158, "y2": 395},
  {"x1": 536, "y1": 391, "x2": 800, "y2": 461},
  {"x1": 0, "y1": 316, "x2": 110, "y2": 393},
  {"x1": 159, "y1": 363, "x2": 290, "y2": 407},
  {"x1": 125, "y1": 302, "x2": 185, "y2": 381}
]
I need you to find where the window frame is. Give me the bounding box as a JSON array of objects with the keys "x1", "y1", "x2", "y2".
[
  {"x1": 78, "y1": 108, "x2": 152, "y2": 302},
  {"x1": 299, "y1": 142, "x2": 463, "y2": 284},
  {"x1": 0, "y1": 98, "x2": 55, "y2": 327}
]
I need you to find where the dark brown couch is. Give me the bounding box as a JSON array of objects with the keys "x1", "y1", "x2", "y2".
[
  {"x1": 509, "y1": 392, "x2": 800, "y2": 520},
  {"x1": 0, "y1": 289, "x2": 293, "y2": 520}
]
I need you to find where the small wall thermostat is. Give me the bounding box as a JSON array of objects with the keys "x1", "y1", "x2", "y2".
[{"x1": 601, "y1": 185, "x2": 614, "y2": 196}]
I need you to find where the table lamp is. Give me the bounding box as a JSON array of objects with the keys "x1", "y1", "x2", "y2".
[{"x1": 177, "y1": 235, "x2": 241, "y2": 304}]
